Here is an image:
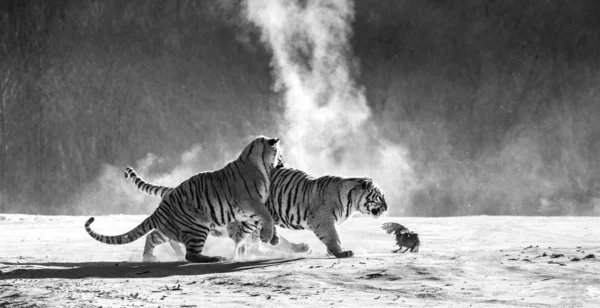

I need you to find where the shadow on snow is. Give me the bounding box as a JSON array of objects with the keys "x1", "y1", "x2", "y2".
[{"x1": 0, "y1": 258, "x2": 305, "y2": 280}]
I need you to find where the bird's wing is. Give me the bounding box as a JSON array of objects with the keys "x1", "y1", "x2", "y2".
[{"x1": 381, "y1": 222, "x2": 407, "y2": 235}]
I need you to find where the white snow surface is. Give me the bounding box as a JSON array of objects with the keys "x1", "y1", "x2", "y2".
[{"x1": 0, "y1": 214, "x2": 599, "y2": 307}]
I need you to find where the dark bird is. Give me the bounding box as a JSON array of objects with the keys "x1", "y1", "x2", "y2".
[{"x1": 381, "y1": 222, "x2": 420, "y2": 253}]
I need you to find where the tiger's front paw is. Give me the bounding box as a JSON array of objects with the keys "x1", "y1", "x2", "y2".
[
  {"x1": 269, "y1": 233, "x2": 280, "y2": 246},
  {"x1": 328, "y1": 249, "x2": 354, "y2": 258},
  {"x1": 185, "y1": 253, "x2": 222, "y2": 263},
  {"x1": 259, "y1": 224, "x2": 274, "y2": 243}
]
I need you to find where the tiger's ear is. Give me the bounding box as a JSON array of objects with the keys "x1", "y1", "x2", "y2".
[{"x1": 268, "y1": 138, "x2": 280, "y2": 146}]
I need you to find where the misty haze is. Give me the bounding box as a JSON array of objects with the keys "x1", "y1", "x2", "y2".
[{"x1": 1, "y1": 1, "x2": 599, "y2": 307}]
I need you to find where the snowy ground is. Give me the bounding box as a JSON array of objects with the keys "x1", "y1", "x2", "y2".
[{"x1": 1, "y1": 214, "x2": 599, "y2": 307}]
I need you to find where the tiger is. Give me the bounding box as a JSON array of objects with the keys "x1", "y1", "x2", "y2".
[
  {"x1": 84, "y1": 136, "x2": 284, "y2": 263},
  {"x1": 123, "y1": 166, "x2": 302, "y2": 258},
  {"x1": 124, "y1": 165, "x2": 389, "y2": 258}
]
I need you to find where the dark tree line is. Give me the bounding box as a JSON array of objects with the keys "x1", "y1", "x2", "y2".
[
  {"x1": 0, "y1": 0, "x2": 277, "y2": 213},
  {"x1": 354, "y1": 0, "x2": 600, "y2": 215},
  {"x1": 1, "y1": 0, "x2": 599, "y2": 215}
]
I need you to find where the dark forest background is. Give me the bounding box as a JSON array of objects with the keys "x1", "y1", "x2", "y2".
[{"x1": 1, "y1": 0, "x2": 599, "y2": 216}]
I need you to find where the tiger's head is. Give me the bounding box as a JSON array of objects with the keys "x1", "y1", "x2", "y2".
[
  {"x1": 240, "y1": 136, "x2": 284, "y2": 172},
  {"x1": 356, "y1": 178, "x2": 388, "y2": 218}
]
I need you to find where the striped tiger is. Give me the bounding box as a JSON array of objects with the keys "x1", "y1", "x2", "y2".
[
  {"x1": 125, "y1": 165, "x2": 388, "y2": 258},
  {"x1": 84, "y1": 136, "x2": 284, "y2": 263},
  {"x1": 124, "y1": 166, "x2": 305, "y2": 256}
]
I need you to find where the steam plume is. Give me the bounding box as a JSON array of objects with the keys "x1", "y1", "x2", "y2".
[
  {"x1": 245, "y1": 0, "x2": 416, "y2": 214},
  {"x1": 70, "y1": 145, "x2": 209, "y2": 215}
]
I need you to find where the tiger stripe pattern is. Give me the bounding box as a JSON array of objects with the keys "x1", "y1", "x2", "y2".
[
  {"x1": 123, "y1": 166, "x2": 282, "y2": 256},
  {"x1": 126, "y1": 165, "x2": 388, "y2": 258},
  {"x1": 262, "y1": 167, "x2": 388, "y2": 258},
  {"x1": 84, "y1": 136, "x2": 284, "y2": 263},
  {"x1": 124, "y1": 167, "x2": 172, "y2": 199}
]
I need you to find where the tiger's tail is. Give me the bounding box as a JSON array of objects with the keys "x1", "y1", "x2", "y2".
[
  {"x1": 124, "y1": 166, "x2": 172, "y2": 198},
  {"x1": 84, "y1": 215, "x2": 155, "y2": 245}
]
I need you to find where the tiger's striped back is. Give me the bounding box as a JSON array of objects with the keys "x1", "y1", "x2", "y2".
[{"x1": 267, "y1": 167, "x2": 387, "y2": 230}]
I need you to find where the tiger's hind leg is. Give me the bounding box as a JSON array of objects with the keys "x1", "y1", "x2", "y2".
[
  {"x1": 235, "y1": 237, "x2": 259, "y2": 261},
  {"x1": 168, "y1": 239, "x2": 185, "y2": 257},
  {"x1": 228, "y1": 221, "x2": 259, "y2": 261},
  {"x1": 143, "y1": 230, "x2": 171, "y2": 262},
  {"x1": 182, "y1": 224, "x2": 222, "y2": 263}
]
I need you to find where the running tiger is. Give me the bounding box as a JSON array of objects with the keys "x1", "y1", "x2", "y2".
[
  {"x1": 125, "y1": 165, "x2": 388, "y2": 258},
  {"x1": 84, "y1": 136, "x2": 284, "y2": 263}
]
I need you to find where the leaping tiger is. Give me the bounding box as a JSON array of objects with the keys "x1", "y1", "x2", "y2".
[
  {"x1": 84, "y1": 136, "x2": 284, "y2": 263},
  {"x1": 123, "y1": 166, "x2": 301, "y2": 257},
  {"x1": 124, "y1": 165, "x2": 388, "y2": 258}
]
